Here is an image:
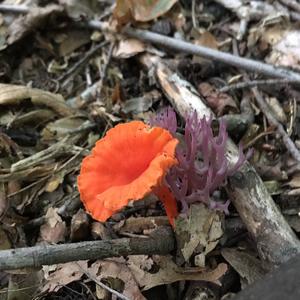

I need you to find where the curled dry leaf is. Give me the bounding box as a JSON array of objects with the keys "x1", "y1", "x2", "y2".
[
  {"x1": 114, "y1": 0, "x2": 178, "y2": 23},
  {"x1": 113, "y1": 38, "x2": 146, "y2": 59},
  {"x1": 0, "y1": 84, "x2": 73, "y2": 116},
  {"x1": 127, "y1": 255, "x2": 227, "y2": 290},
  {"x1": 7, "y1": 5, "x2": 64, "y2": 45}
]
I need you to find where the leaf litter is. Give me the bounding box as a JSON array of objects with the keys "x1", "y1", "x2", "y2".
[{"x1": 0, "y1": 0, "x2": 299, "y2": 299}]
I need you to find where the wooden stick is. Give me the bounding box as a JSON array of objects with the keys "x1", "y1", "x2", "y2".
[
  {"x1": 0, "y1": 227, "x2": 174, "y2": 270},
  {"x1": 154, "y1": 62, "x2": 300, "y2": 266}
]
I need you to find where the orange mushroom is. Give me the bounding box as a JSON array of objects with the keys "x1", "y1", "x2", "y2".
[{"x1": 77, "y1": 121, "x2": 179, "y2": 226}]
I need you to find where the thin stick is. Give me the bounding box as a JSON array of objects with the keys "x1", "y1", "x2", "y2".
[
  {"x1": 0, "y1": 4, "x2": 28, "y2": 13},
  {"x1": 219, "y1": 78, "x2": 300, "y2": 93},
  {"x1": 96, "y1": 41, "x2": 116, "y2": 106},
  {"x1": 0, "y1": 227, "x2": 174, "y2": 270},
  {"x1": 251, "y1": 86, "x2": 300, "y2": 162},
  {"x1": 76, "y1": 263, "x2": 131, "y2": 300},
  {"x1": 86, "y1": 21, "x2": 300, "y2": 81},
  {"x1": 279, "y1": 0, "x2": 300, "y2": 13},
  {"x1": 58, "y1": 40, "x2": 110, "y2": 85}
]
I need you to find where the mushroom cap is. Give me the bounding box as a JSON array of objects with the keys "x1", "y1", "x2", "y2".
[{"x1": 77, "y1": 121, "x2": 178, "y2": 222}]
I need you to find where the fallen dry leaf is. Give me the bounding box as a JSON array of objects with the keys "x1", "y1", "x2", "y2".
[
  {"x1": 175, "y1": 203, "x2": 223, "y2": 263},
  {"x1": 42, "y1": 261, "x2": 87, "y2": 292},
  {"x1": 90, "y1": 260, "x2": 146, "y2": 300},
  {"x1": 196, "y1": 31, "x2": 219, "y2": 49},
  {"x1": 127, "y1": 255, "x2": 227, "y2": 290},
  {"x1": 113, "y1": 38, "x2": 146, "y2": 59},
  {"x1": 39, "y1": 207, "x2": 67, "y2": 244},
  {"x1": 7, "y1": 5, "x2": 64, "y2": 45},
  {"x1": 41, "y1": 116, "x2": 87, "y2": 141},
  {"x1": 198, "y1": 82, "x2": 238, "y2": 116},
  {"x1": 113, "y1": 0, "x2": 178, "y2": 23},
  {"x1": 70, "y1": 209, "x2": 90, "y2": 242}
]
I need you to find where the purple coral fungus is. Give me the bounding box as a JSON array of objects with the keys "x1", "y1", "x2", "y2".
[{"x1": 150, "y1": 107, "x2": 251, "y2": 214}]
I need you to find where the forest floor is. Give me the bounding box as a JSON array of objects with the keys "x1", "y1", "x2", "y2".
[{"x1": 0, "y1": 0, "x2": 300, "y2": 299}]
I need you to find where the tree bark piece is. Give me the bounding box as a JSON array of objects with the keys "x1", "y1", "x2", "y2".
[
  {"x1": 154, "y1": 62, "x2": 300, "y2": 266},
  {"x1": 0, "y1": 227, "x2": 174, "y2": 270}
]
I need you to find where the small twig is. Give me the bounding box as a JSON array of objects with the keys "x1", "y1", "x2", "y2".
[
  {"x1": 0, "y1": 4, "x2": 28, "y2": 13},
  {"x1": 279, "y1": 0, "x2": 300, "y2": 13},
  {"x1": 251, "y1": 85, "x2": 300, "y2": 162},
  {"x1": 96, "y1": 41, "x2": 116, "y2": 106},
  {"x1": 219, "y1": 78, "x2": 300, "y2": 93},
  {"x1": 58, "y1": 40, "x2": 110, "y2": 86},
  {"x1": 191, "y1": 0, "x2": 198, "y2": 29},
  {"x1": 244, "y1": 129, "x2": 276, "y2": 149},
  {"x1": 0, "y1": 227, "x2": 174, "y2": 270},
  {"x1": 76, "y1": 263, "x2": 131, "y2": 300}
]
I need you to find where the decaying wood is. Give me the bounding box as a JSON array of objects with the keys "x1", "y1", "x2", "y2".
[
  {"x1": 0, "y1": 227, "x2": 174, "y2": 270},
  {"x1": 153, "y1": 62, "x2": 300, "y2": 266}
]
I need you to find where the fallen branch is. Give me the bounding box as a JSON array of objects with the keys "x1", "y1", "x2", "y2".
[
  {"x1": 1, "y1": 4, "x2": 300, "y2": 81},
  {"x1": 87, "y1": 20, "x2": 300, "y2": 81},
  {"x1": 0, "y1": 227, "x2": 174, "y2": 270},
  {"x1": 152, "y1": 61, "x2": 300, "y2": 266}
]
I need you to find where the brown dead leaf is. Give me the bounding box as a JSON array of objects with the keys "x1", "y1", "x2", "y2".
[
  {"x1": 196, "y1": 31, "x2": 219, "y2": 49},
  {"x1": 42, "y1": 261, "x2": 87, "y2": 292},
  {"x1": 113, "y1": 38, "x2": 146, "y2": 59},
  {"x1": 198, "y1": 82, "x2": 238, "y2": 116},
  {"x1": 287, "y1": 173, "x2": 300, "y2": 188},
  {"x1": 113, "y1": 0, "x2": 177, "y2": 23},
  {"x1": 70, "y1": 209, "x2": 90, "y2": 242},
  {"x1": 127, "y1": 255, "x2": 227, "y2": 290},
  {"x1": 0, "y1": 84, "x2": 73, "y2": 116},
  {"x1": 7, "y1": 5, "x2": 64, "y2": 45},
  {"x1": 90, "y1": 260, "x2": 146, "y2": 300},
  {"x1": 41, "y1": 116, "x2": 87, "y2": 141},
  {"x1": 57, "y1": 29, "x2": 91, "y2": 57},
  {"x1": 175, "y1": 204, "x2": 223, "y2": 264},
  {"x1": 39, "y1": 208, "x2": 67, "y2": 244}
]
